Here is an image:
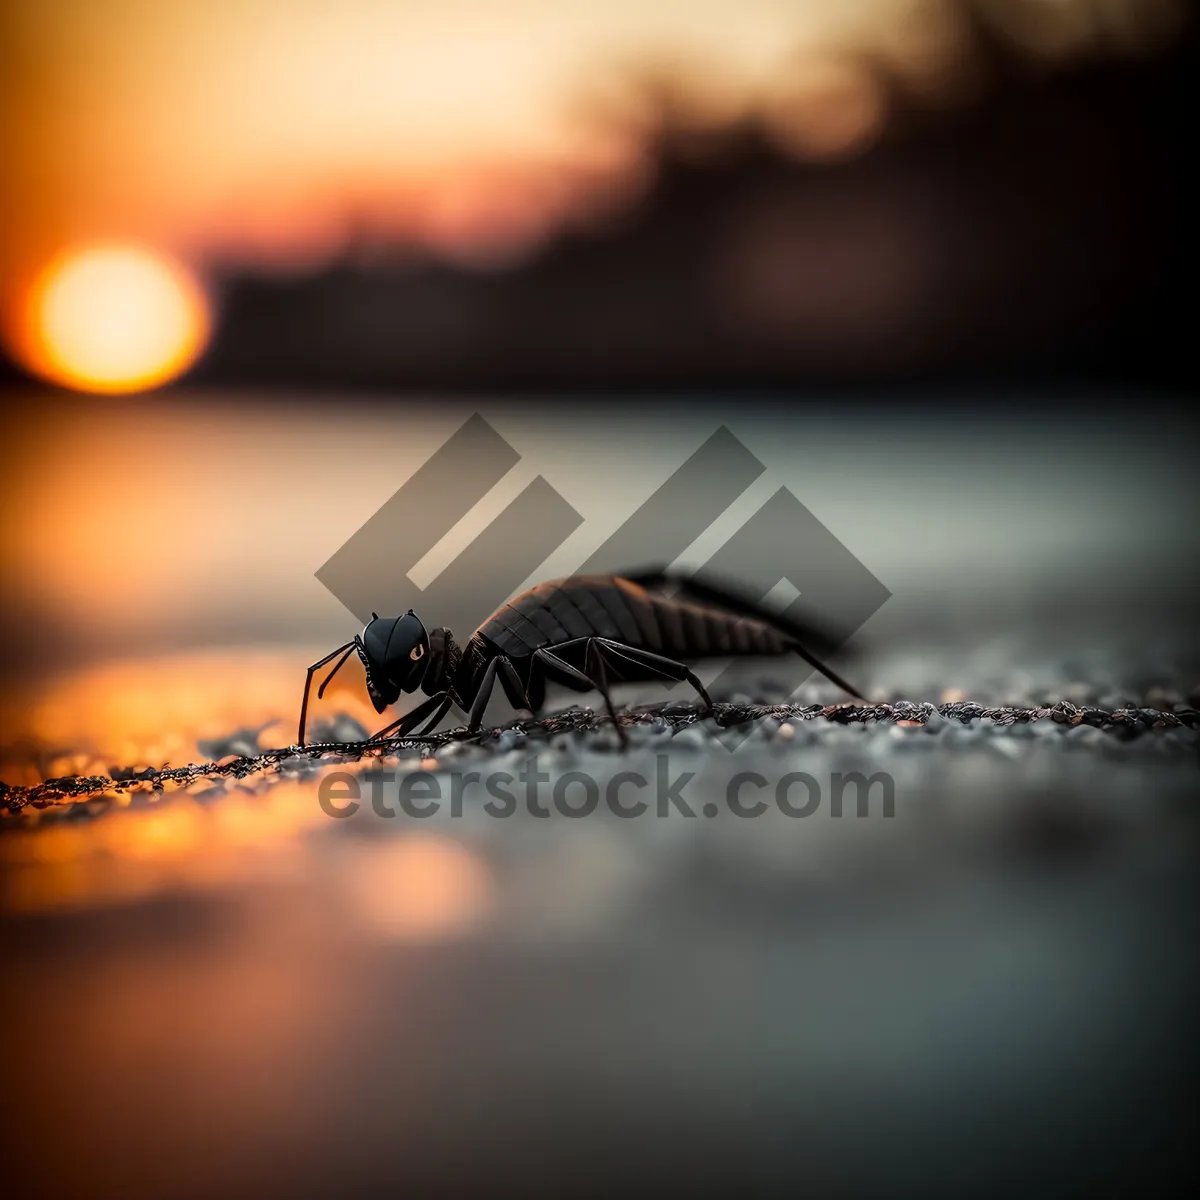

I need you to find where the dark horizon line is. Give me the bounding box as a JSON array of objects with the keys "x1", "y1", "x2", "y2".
[{"x1": 3, "y1": 361, "x2": 1196, "y2": 401}]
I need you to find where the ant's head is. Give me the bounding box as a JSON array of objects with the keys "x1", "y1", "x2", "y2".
[{"x1": 357, "y1": 610, "x2": 430, "y2": 711}]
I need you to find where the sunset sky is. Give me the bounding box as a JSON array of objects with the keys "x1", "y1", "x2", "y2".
[{"x1": 0, "y1": 0, "x2": 1186, "y2": 328}]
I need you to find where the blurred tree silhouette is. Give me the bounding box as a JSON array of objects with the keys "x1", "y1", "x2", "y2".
[
  {"x1": 1, "y1": 0, "x2": 1195, "y2": 397},
  {"x1": 175, "y1": 11, "x2": 1197, "y2": 397}
]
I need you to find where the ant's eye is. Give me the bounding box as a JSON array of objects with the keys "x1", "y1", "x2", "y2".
[{"x1": 410, "y1": 644, "x2": 425, "y2": 662}]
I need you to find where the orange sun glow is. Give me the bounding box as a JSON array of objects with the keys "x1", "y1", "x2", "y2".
[{"x1": 20, "y1": 245, "x2": 212, "y2": 394}]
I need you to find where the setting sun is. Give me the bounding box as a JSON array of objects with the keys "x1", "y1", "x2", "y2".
[{"x1": 21, "y1": 246, "x2": 212, "y2": 394}]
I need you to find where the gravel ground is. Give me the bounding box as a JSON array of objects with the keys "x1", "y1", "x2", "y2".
[{"x1": 2, "y1": 617, "x2": 1198, "y2": 1200}]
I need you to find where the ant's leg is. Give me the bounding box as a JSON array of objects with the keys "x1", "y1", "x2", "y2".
[
  {"x1": 465, "y1": 654, "x2": 534, "y2": 734},
  {"x1": 298, "y1": 640, "x2": 356, "y2": 745},
  {"x1": 528, "y1": 646, "x2": 629, "y2": 742},
  {"x1": 368, "y1": 690, "x2": 450, "y2": 743},
  {"x1": 466, "y1": 659, "x2": 503, "y2": 732},
  {"x1": 530, "y1": 648, "x2": 594, "y2": 692},
  {"x1": 527, "y1": 647, "x2": 596, "y2": 715},
  {"x1": 788, "y1": 642, "x2": 863, "y2": 702},
  {"x1": 583, "y1": 639, "x2": 627, "y2": 746},
  {"x1": 367, "y1": 717, "x2": 405, "y2": 742},
  {"x1": 496, "y1": 657, "x2": 532, "y2": 712},
  {"x1": 594, "y1": 639, "x2": 714, "y2": 716},
  {"x1": 415, "y1": 694, "x2": 456, "y2": 736}
]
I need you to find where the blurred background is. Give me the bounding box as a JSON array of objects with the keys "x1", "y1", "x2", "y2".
[
  {"x1": 2, "y1": 3, "x2": 1198, "y2": 1198},
  {"x1": 1, "y1": 0, "x2": 1198, "y2": 393}
]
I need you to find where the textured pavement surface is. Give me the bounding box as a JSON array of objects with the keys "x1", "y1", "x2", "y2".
[{"x1": 3, "y1": 604, "x2": 1198, "y2": 1199}]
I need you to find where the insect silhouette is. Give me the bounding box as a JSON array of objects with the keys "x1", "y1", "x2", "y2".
[{"x1": 297, "y1": 569, "x2": 864, "y2": 748}]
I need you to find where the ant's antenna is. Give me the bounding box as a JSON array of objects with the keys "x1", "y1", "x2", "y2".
[
  {"x1": 317, "y1": 642, "x2": 358, "y2": 700},
  {"x1": 298, "y1": 638, "x2": 356, "y2": 746}
]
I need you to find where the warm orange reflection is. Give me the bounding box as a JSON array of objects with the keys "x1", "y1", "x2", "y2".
[
  {"x1": 1, "y1": 781, "x2": 318, "y2": 915},
  {"x1": 0, "y1": 649, "x2": 377, "y2": 779},
  {"x1": 335, "y1": 835, "x2": 493, "y2": 943},
  {"x1": 1, "y1": 768, "x2": 498, "y2": 939},
  {"x1": 0, "y1": 648, "x2": 500, "y2": 933},
  {"x1": 20, "y1": 245, "x2": 211, "y2": 394}
]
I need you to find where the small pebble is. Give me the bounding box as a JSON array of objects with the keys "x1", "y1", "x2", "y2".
[
  {"x1": 670, "y1": 729, "x2": 707, "y2": 751},
  {"x1": 988, "y1": 739, "x2": 1023, "y2": 761},
  {"x1": 588, "y1": 731, "x2": 625, "y2": 752},
  {"x1": 197, "y1": 722, "x2": 276, "y2": 761},
  {"x1": 1032, "y1": 720, "x2": 1065, "y2": 737},
  {"x1": 1145, "y1": 687, "x2": 1182, "y2": 710},
  {"x1": 306, "y1": 714, "x2": 371, "y2": 745},
  {"x1": 1065, "y1": 726, "x2": 1108, "y2": 749},
  {"x1": 944, "y1": 726, "x2": 984, "y2": 745},
  {"x1": 276, "y1": 755, "x2": 319, "y2": 775}
]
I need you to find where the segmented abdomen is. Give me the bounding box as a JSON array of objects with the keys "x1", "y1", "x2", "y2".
[{"x1": 474, "y1": 575, "x2": 790, "y2": 660}]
